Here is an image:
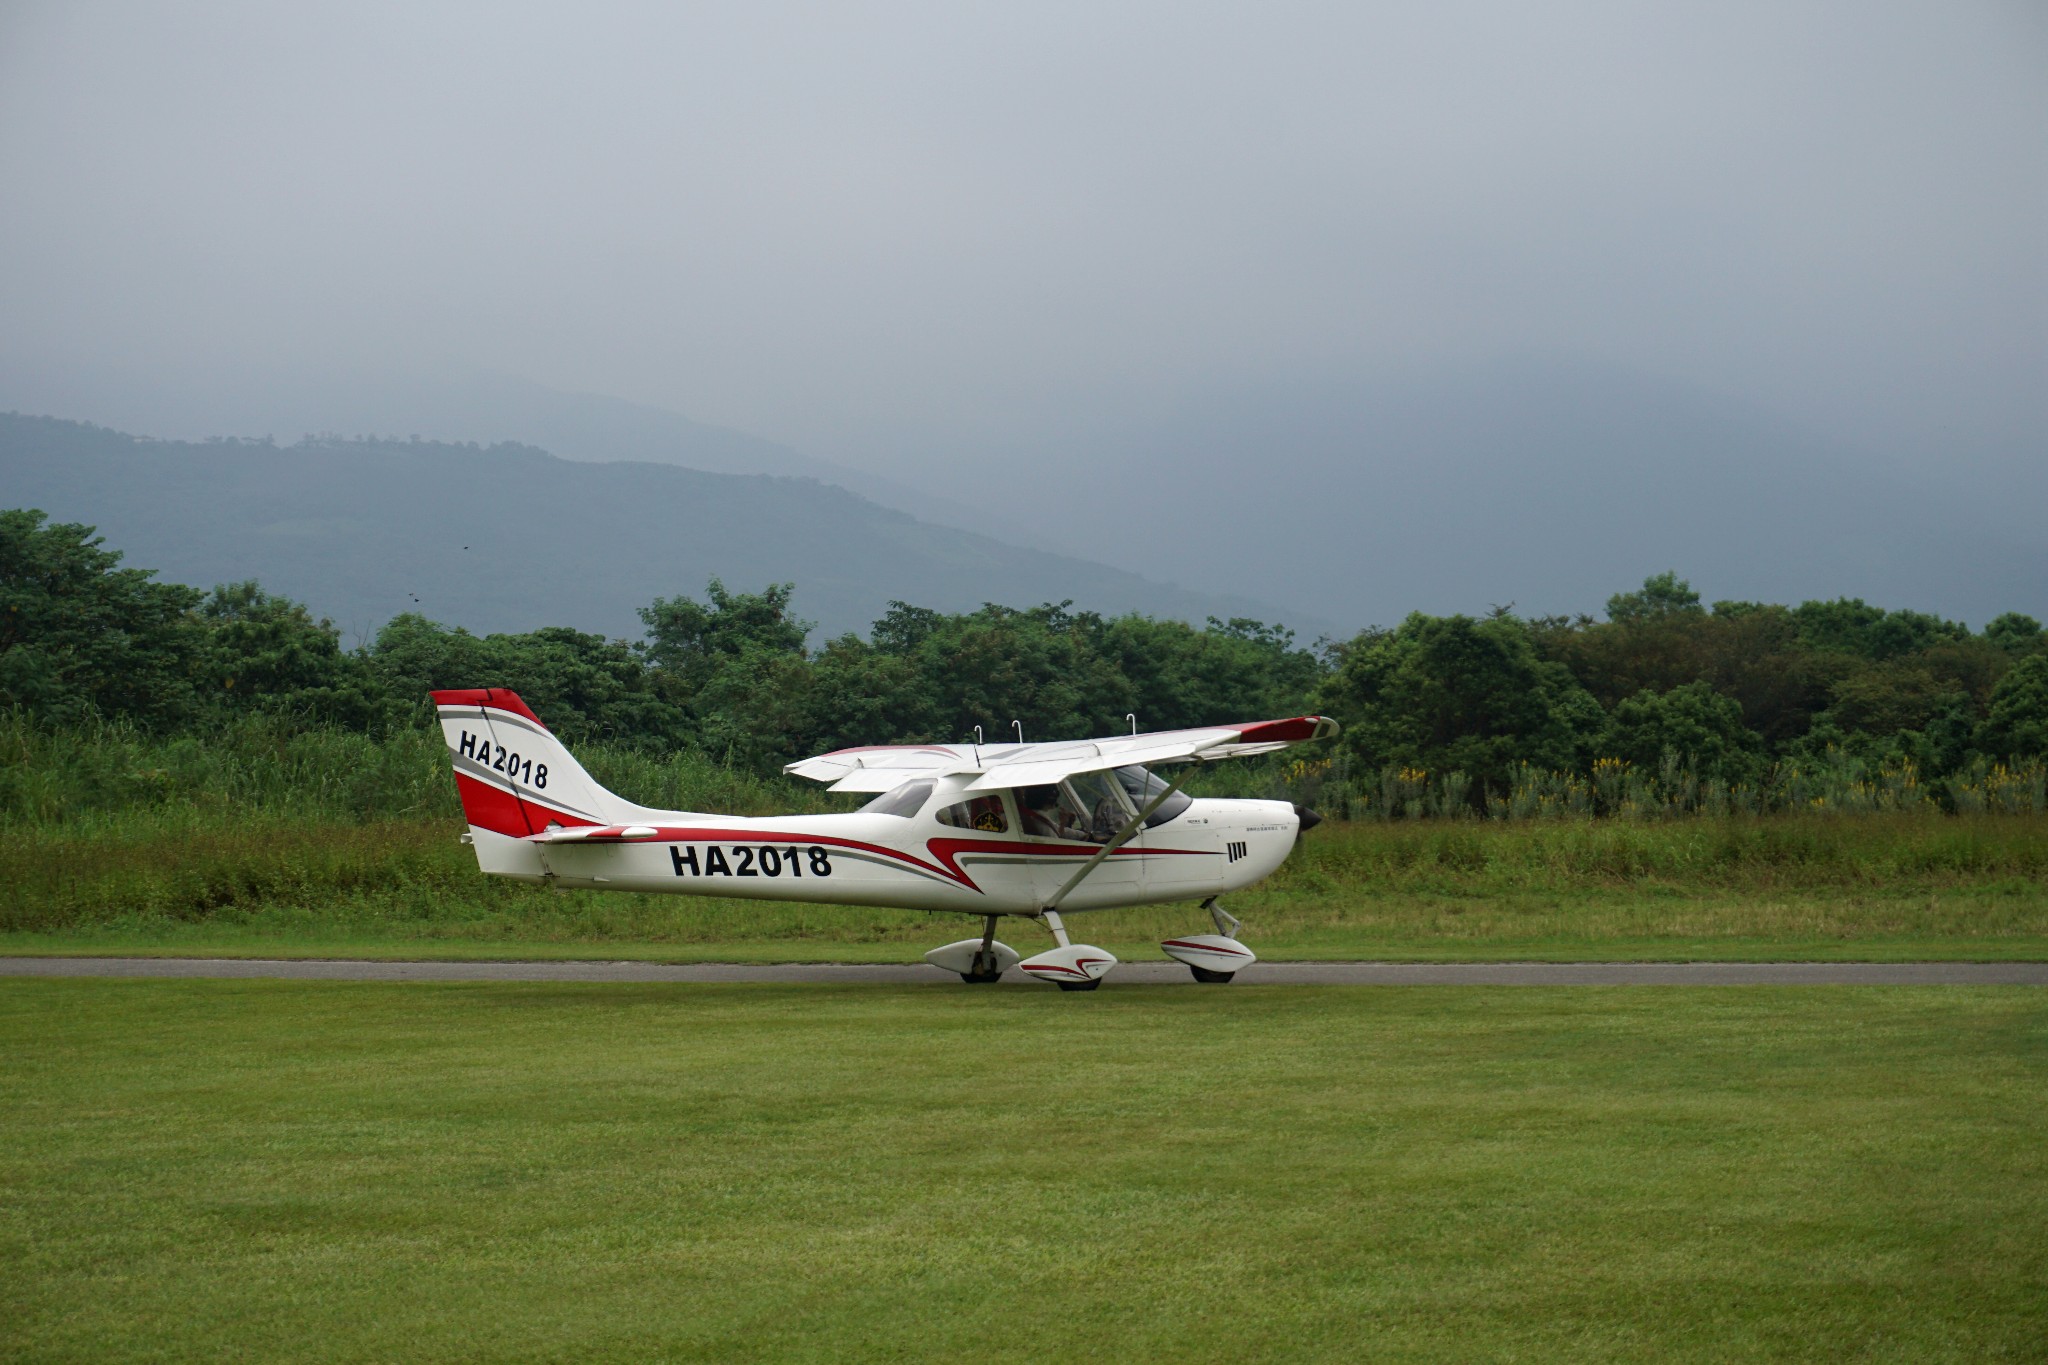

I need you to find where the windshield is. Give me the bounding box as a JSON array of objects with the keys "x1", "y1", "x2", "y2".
[
  {"x1": 1114, "y1": 765, "x2": 1192, "y2": 827},
  {"x1": 860, "y1": 779, "x2": 935, "y2": 818}
]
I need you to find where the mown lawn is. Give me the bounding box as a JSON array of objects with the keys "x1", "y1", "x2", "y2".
[{"x1": 2, "y1": 981, "x2": 2043, "y2": 1361}]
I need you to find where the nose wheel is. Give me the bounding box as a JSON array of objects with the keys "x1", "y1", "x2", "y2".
[{"x1": 1160, "y1": 898, "x2": 1257, "y2": 983}]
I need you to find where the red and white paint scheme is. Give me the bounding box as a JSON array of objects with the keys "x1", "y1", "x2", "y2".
[{"x1": 434, "y1": 688, "x2": 1336, "y2": 990}]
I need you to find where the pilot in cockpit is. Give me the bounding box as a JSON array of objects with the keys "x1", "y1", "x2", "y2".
[
  {"x1": 1017, "y1": 785, "x2": 1071, "y2": 839},
  {"x1": 1019, "y1": 781, "x2": 1123, "y2": 843}
]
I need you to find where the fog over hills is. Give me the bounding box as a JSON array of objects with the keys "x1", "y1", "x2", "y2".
[
  {"x1": 5, "y1": 357, "x2": 2040, "y2": 637},
  {"x1": 0, "y1": 413, "x2": 1315, "y2": 643},
  {"x1": 896, "y1": 357, "x2": 2047, "y2": 628},
  {"x1": 0, "y1": 364, "x2": 983, "y2": 534}
]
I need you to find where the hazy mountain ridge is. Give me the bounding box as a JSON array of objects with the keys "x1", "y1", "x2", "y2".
[
  {"x1": 0, "y1": 412, "x2": 1320, "y2": 643},
  {"x1": 942, "y1": 359, "x2": 2047, "y2": 627},
  {"x1": 0, "y1": 365, "x2": 984, "y2": 533}
]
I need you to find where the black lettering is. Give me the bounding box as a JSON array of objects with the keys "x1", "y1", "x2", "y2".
[
  {"x1": 492, "y1": 744, "x2": 508, "y2": 772},
  {"x1": 808, "y1": 846, "x2": 832, "y2": 876},
  {"x1": 534, "y1": 764, "x2": 548, "y2": 789},
  {"x1": 703, "y1": 846, "x2": 731, "y2": 876},
  {"x1": 758, "y1": 846, "x2": 782, "y2": 876},
  {"x1": 670, "y1": 845, "x2": 699, "y2": 876},
  {"x1": 519, "y1": 757, "x2": 532, "y2": 784},
  {"x1": 786, "y1": 847, "x2": 802, "y2": 877},
  {"x1": 459, "y1": 730, "x2": 477, "y2": 759},
  {"x1": 735, "y1": 847, "x2": 757, "y2": 876}
]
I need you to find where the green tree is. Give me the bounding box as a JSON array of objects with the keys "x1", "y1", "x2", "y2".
[
  {"x1": 367, "y1": 615, "x2": 682, "y2": 747},
  {"x1": 1097, "y1": 614, "x2": 1323, "y2": 733},
  {"x1": 873, "y1": 601, "x2": 1132, "y2": 745},
  {"x1": 1597, "y1": 680, "x2": 1764, "y2": 784},
  {"x1": 200, "y1": 581, "x2": 382, "y2": 727},
  {"x1": 1792, "y1": 599, "x2": 1969, "y2": 661},
  {"x1": 0, "y1": 509, "x2": 206, "y2": 724},
  {"x1": 639, "y1": 579, "x2": 809, "y2": 695},
  {"x1": 1605, "y1": 571, "x2": 1704, "y2": 626},
  {"x1": 1317, "y1": 612, "x2": 1602, "y2": 797},
  {"x1": 1983, "y1": 613, "x2": 2045, "y2": 655},
  {"x1": 1975, "y1": 655, "x2": 2048, "y2": 759}
]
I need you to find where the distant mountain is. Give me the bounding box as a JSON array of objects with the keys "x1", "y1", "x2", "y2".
[
  {"x1": 0, "y1": 363, "x2": 982, "y2": 532},
  {"x1": 0, "y1": 413, "x2": 1321, "y2": 643}
]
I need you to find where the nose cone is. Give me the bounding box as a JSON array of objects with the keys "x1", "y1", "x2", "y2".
[{"x1": 1292, "y1": 803, "x2": 1323, "y2": 833}]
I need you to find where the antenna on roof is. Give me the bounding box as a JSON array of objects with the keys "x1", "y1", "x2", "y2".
[
  {"x1": 972, "y1": 725, "x2": 982, "y2": 766},
  {"x1": 1012, "y1": 720, "x2": 1024, "y2": 745},
  {"x1": 1127, "y1": 713, "x2": 1138, "y2": 735}
]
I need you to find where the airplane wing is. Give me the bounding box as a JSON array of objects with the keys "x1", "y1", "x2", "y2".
[
  {"x1": 782, "y1": 743, "x2": 980, "y2": 792},
  {"x1": 784, "y1": 716, "x2": 1338, "y2": 793}
]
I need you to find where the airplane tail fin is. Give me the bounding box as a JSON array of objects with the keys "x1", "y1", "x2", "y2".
[{"x1": 430, "y1": 689, "x2": 636, "y2": 838}]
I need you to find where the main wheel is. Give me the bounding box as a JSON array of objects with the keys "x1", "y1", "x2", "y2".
[
  {"x1": 960, "y1": 969, "x2": 1004, "y2": 984},
  {"x1": 1056, "y1": 979, "x2": 1102, "y2": 992},
  {"x1": 1189, "y1": 965, "x2": 1236, "y2": 984}
]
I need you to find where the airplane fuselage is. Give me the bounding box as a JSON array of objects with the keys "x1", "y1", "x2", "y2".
[{"x1": 469, "y1": 774, "x2": 1301, "y2": 918}]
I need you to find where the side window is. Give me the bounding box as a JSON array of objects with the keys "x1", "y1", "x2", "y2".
[
  {"x1": 936, "y1": 794, "x2": 1009, "y2": 833},
  {"x1": 861, "y1": 779, "x2": 935, "y2": 818},
  {"x1": 1114, "y1": 765, "x2": 1193, "y2": 827}
]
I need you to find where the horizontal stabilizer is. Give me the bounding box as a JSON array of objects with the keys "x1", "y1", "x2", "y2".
[{"x1": 523, "y1": 825, "x2": 664, "y2": 844}]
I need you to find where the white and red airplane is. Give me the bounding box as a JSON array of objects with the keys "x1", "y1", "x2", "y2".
[{"x1": 434, "y1": 688, "x2": 1336, "y2": 989}]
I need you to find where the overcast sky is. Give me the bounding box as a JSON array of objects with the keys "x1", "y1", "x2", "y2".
[{"x1": 1, "y1": 2, "x2": 2042, "y2": 625}]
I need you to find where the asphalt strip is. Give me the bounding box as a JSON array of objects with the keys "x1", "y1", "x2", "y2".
[{"x1": 0, "y1": 958, "x2": 2043, "y2": 985}]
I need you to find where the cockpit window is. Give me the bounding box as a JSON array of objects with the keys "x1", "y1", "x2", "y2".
[
  {"x1": 1018, "y1": 774, "x2": 1129, "y2": 843},
  {"x1": 861, "y1": 779, "x2": 935, "y2": 818},
  {"x1": 1114, "y1": 765, "x2": 1193, "y2": 827}
]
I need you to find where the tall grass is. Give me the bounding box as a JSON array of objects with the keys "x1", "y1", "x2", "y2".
[
  {"x1": 1192, "y1": 749, "x2": 2048, "y2": 820},
  {"x1": 4, "y1": 711, "x2": 2044, "y2": 944},
  {"x1": 0, "y1": 710, "x2": 847, "y2": 933},
  {"x1": 0, "y1": 708, "x2": 837, "y2": 828}
]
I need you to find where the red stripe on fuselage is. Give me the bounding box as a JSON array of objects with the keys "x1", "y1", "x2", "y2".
[{"x1": 537, "y1": 826, "x2": 1213, "y2": 894}]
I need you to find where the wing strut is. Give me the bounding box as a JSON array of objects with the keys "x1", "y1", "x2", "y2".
[{"x1": 1040, "y1": 768, "x2": 1192, "y2": 914}]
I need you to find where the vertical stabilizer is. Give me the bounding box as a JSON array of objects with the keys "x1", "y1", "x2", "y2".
[{"x1": 430, "y1": 689, "x2": 631, "y2": 837}]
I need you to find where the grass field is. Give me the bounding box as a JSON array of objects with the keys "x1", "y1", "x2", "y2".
[
  {"x1": 2, "y1": 980, "x2": 2043, "y2": 1361},
  {"x1": 7, "y1": 812, "x2": 2046, "y2": 962}
]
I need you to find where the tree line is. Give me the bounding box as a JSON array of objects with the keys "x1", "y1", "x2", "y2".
[{"x1": 5, "y1": 508, "x2": 2045, "y2": 811}]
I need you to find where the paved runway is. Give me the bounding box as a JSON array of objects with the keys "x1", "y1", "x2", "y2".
[{"x1": 2, "y1": 957, "x2": 2043, "y2": 985}]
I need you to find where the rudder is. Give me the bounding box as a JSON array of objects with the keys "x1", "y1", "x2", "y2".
[{"x1": 431, "y1": 689, "x2": 631, "y2": 836}]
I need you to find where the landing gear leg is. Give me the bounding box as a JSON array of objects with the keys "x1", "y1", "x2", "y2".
[
  {"x1": 964, "y1": 915, "x2": 1004, "y2": 984},
  {"x1": 1160, "y1": 897, "x2": 1257, "y2": 983},
  {"x1": 1206, "y1": 897, "x2": 1241, "y2": 939},
  {"x1": 1043, "y1": 911, "x2": 1097, "y2": 992}
]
